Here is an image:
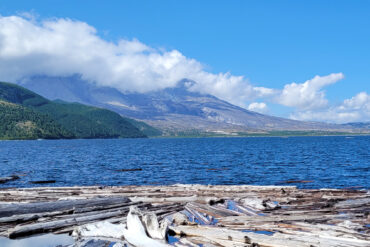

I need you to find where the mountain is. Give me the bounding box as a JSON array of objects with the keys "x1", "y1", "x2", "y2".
[
  {"x1": 19, "y1": 75, "x2": 364, "y2": 136},
  {"x1": 0, "y1": 100, "x2": 72, "y2": 140},
  {"x1": 123, "y1": 117, "x2": 162, "y2": 137},
  {"x1": 0, "y1": 81, "x2": 147, "y2": 139},
  {"x1": 341, "y1": 122, "x2": 370, "y2": 131}
]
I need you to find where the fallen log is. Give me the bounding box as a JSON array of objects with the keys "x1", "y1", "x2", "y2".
[
  {"x1": 29, "y1": 180, "x2": 56, "y2": 184},
  {"x1": 7, "y1": 208, "x2": 130, "y2": 238},
  {"x1": 0, "y1": 175, "x2": 19, "y2": 184},
  {"x1": 170, "y1": 225, "x2": 370, "y2": 247},
  {"x1": 73, "y1": 206, "x2": 170, "y2": 247},
  {"x1": 335, "y1": 198, "x2": 370, "y2": 209},
  {"x1": 0, "y1": 196, "x2": 130, "y2": 217},
  {"x1": 0, "y1": 185, "x2": 368, "y2": 246},
  {"x1": 0, "y1": 209, "x2": 73, "y2": 224},
  {"x1": 169, "y1": 225, "x2": 307, "y2": 247},
  {"x1": 186, "y1": 202, "x2": 241, "y2": 217},
  {"x1": 115, "y1": 168, "x2": 143, "y2": 172}
]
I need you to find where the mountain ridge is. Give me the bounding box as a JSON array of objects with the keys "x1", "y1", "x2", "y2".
[
  {"x1": 0, "y1": 81, "x2": 149, "y2": 139},
  {"x1": 19, "y1": 75, "x2": 370, "y2": 135}
]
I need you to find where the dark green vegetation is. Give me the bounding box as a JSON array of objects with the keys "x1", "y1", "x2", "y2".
[
  {"x1": 0, "y1": 82, "x2": 147, "y2": 139},
  {"x1": 124, "y1": 118, "x2": 162, "y2": 137},
  {"x1": 36, "y1": 101, "x2": 147, "y2": 138},
  {"x1": 0, "y1": 100, "x2": 72, "y2": 140}
]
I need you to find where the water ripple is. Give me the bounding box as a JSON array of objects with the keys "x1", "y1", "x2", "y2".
[{"x1": 0, "y1": 136, "x2": 369, "y2": 189}]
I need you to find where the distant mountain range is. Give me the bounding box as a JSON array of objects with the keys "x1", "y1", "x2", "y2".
[
  {"x1": 341, "y1": 122, "x2": 370, "y2": 129},
  {"x1": 0, "y1": 82, "x2": 149, "y2": 140},
  {"x1": 19, "y1": 75, "x2": 370, "y2": 136}
]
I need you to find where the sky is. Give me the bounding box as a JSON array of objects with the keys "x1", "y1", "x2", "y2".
[{"x1": 0, "y1": 0, "x2": 369, "y2": 123}]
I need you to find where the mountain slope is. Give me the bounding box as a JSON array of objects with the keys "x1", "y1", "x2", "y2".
[
  {"x1": 0, "y1": 82, "x2": 147, "y2": 139},
  {"x1": 341, "y1": 122, "x2": 370, "y2": 130},
  {"x1": 123, "y1": 117, "x2": 162, "y2": 137},
  {"x1": 0, "y1": 100, "x2": 72, "y2": 140},
  {"x1": 37, "y1": 101, "x2": 147, "y2": 138},
  {"x1": 20, "y1": 76, "x2": 357, "y2": 134}
]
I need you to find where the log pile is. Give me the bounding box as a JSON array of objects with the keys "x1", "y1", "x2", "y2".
[{"x1": 0, "y1": 185, "x2": 369, "y2": 246}]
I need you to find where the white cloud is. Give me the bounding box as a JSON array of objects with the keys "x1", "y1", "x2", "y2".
[
  {"x1": 247, "y1": 102, "x2": 268, "y2": 113},
  {"x1": 0, "y1": 15, "x2": 269, "y2": 108},
  {"x1": 341, "y1": 92, "x2": 370, "y2": 111},
  {"x1": 290, "y1": 92, "x2": 370, "y2": 123},
  {"x1": 0, "y1": 14, "x2": 368, "y2": 123},
  {"x1": 276, "y1": 73, "x2": 344, "y2": 110}
]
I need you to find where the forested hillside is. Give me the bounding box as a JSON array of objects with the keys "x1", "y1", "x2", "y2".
[
  {"x1": 0, "y1": 100, "x2": 72, "y2": 140},
  {"x1": 0, "y1": 82, "x2": 147, "y2": 139}
]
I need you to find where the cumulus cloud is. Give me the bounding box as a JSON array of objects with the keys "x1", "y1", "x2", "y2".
[
  {"x1": 0, "y1": 15, "x2": 270, "y2": 107},
  {"x1": 0, "y1": 14, "x2": 368, "y2": 123},
  {"x1": 341, "y1": 92, "x2": 370, "y2": 111},
  {"x1": 276, "y1": 73, "x2": 344, "y2": 110},
  {"x1": 247, "y1": 102, "x2": 268, "y2": 113},
  {"x1": 290, "y1": 92, "x2": 370, "y2": 123},
  {"x1": 0, "y1": 15, "x2": 186, "y2": 91}
]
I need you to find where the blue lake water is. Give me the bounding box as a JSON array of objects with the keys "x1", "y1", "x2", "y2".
[{"x1": 0, "y1": 136, "x2": 369, "y2": 189}]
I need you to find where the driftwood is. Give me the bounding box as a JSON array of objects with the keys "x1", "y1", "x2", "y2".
[
  {"x1": 29, "y1": 180, "x2": 56, "y2": 184},
  {"x1": 0, "y1": 196, "x2": 131, "y2": 217},
  {"x1": 8, "y1": 208, "x2": 129, "y2": 238},
  {"x1": 0, "y1": 184, "x2": 368, "y2": 247},
  {"x1": 116, "y1": 168, "x2": 143, "y2": 172},
  {"x1": 0, "y1": 175, "x2": 19, "y2": 184}
]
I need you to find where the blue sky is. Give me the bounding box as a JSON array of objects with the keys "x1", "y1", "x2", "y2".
[{"x1": 0, "y1": 1, "x2": 369, "y2": 122}]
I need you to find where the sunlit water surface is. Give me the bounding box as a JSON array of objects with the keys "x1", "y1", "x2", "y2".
[{"x1": 0, "y1": 136, "x2": 369, "y2": 189}]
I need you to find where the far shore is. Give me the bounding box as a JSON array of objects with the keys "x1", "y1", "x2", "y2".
[{"x1": 1, "y1": 131, "x2": 370, "y2": 141}]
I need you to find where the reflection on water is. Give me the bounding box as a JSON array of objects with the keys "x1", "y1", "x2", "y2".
[{"x1": 0, "y1": 234, "x2": 74, "y2": 247}]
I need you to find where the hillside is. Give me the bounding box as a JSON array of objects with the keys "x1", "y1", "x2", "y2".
[
  {"x1": 0, "y1": 100, "x2": 72, "y2": 140},
  {"x1": 123, "y1": 117, "x2": 162, "y2": 137},
  {"x1": 20, "y1": 76, "x2": 363, "y2": 135},
  {"x1": 37, "y1": 100, "x2": 147, "y2": 138},
  {"x1": 0, "y1": 82, "x2": 147, "y2": 139}
]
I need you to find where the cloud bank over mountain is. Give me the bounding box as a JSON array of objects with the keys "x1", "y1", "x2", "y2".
[
  {"x1": 0, "y1": 15, "x2": 259, "y2": 107},
  {"x1": 0, "y1": 15, "x2": 368, "y2": 123},
  {"x1": 291, "y1": 92, "x2": 370, "y2": 123}
]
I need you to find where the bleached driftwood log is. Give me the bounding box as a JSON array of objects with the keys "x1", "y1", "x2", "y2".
[
  {"x1": 8, "y1": 208, "x2": 129, "y2": 238},
  {"x1": 73, "y1": 206, "x2": 170, "y2": 247},
  {"x1": 0, "y1": 196, "x2": 130, "y2": 217},
  {"x1": 0, "y1": 185, "x2": 368, "y2": 246},
  {"x1": 170, "y1": 225, "x2": 370, "y2": 247}
]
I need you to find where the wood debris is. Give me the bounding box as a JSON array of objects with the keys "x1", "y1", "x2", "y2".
[
  {"x1": 0, "y1": 184, "x2": 368, "y2": 246},
  {"x1": 0, "y1": 176, "x2": 19, "y2": 184}
]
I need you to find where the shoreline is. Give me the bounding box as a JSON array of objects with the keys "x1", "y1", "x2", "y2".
[
  {"x1": 0, "y1": 184, "x2": 369, "y2": 246},
  {"x1": 1, "y1": 133, "x2": 370, "y2": 141}
]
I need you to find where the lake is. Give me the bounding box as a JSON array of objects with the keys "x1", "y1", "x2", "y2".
[{"x1": 0, "y1": 136, "x2": 369, "y2": 189}]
